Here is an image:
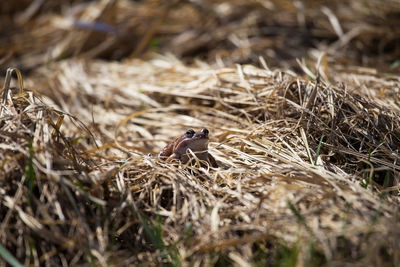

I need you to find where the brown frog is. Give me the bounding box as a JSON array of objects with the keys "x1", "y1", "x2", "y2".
[{"x1": 158, "y1": 128, "x2": 218, "y2": 167}]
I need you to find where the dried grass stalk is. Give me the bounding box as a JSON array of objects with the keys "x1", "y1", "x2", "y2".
[{"x1": 1, "y1": 56, "x2": 399, "y2": 265}]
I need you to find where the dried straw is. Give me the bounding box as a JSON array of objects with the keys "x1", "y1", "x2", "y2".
[{"x1": 1, "y1": 54, "x2": 399, "y2": 265}]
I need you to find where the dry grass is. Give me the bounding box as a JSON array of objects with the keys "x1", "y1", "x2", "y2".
[
  {"x1": 1, "y1": 55, "x2": 399, "y2": 265},
  {"x1": 1, "y1": 0, "x2": 400, "y2": 266},
  {"x1": 1, "y1": 0, "x2": 400, "y2": 71}
]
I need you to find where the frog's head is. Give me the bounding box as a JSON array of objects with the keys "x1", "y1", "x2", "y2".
[{"x1": 174, "y1": 128, "x2": 209, "y2": 155}]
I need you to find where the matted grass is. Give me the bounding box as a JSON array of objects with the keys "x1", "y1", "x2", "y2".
[
  {"x1": 1, "y1": 54, "x2": 399, "y2": 265},
  {"x1": 1, "y1": 0, "x2": 400, "y2": 265}
]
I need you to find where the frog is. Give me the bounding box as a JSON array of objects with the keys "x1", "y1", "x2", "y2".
[{"x1": 158, "y1": 128, "x2": 218, "y2": 167}]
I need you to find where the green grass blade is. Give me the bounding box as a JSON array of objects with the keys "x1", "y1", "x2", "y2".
[
  {"x1": 138, "y1": 212, "x2": 165, "y2": 250},
  {"x1": 0, "y1": 243, "x2": 23, "y2": 267},
  {"x1": 313, "y1": 134, "x2": 324, "y2": 166},
  {"x1": 380, "y1": 170, "x2": 390, "y2": 199}
]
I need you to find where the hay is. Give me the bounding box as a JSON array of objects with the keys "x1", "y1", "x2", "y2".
[
  {"x1": 1, "y1": 55, "x2": 399, "y2": 265},
  {"x1": 1, "y1": 0, "x2": 400, "y2": 265},
  {"x1": 1, "y1": 0, "x2": 400, "y2": 71}
]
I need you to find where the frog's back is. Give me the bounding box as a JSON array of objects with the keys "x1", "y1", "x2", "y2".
[{"x1": 158, "y1": 139, "x2": 176, "y2": 160}]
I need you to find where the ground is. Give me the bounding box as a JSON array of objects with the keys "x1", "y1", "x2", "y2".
[{"x1": 0, "y1": 0, "x2": 400, "y2": 266}]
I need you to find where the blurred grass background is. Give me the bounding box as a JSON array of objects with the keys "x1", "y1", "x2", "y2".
[{"x1": 1, "y1": 0, "x2": 400, "y2": 72}]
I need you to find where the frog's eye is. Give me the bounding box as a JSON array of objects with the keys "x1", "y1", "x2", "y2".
[{"x1": 186, "y1": 129, "x2": 195, "y2": 137}]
